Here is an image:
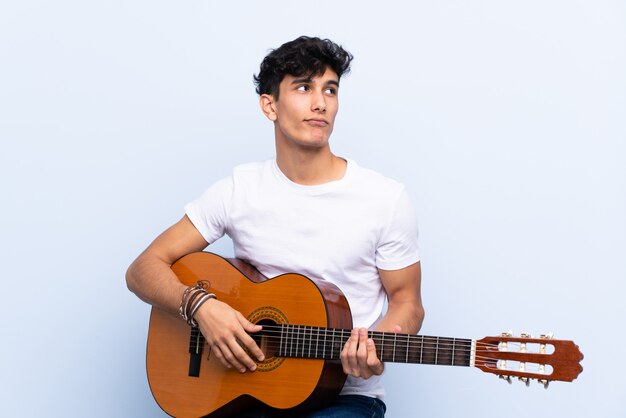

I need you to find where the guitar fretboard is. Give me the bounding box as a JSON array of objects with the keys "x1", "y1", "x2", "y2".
[{"x1": 272, "y1": 324, "x2": 473, "y2": 367}]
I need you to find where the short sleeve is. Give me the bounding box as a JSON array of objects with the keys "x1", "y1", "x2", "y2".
[
  {"x1": 184, "y1": 176, "x2": 233, "y2": 244},
  {"x1": 375, "y1": 188, "x2": 420, "y2": 270}
]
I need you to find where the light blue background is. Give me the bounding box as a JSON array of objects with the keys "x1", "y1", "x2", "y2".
[{"x1": 1, "y1": 1, "x2": 624, "y2": 417}]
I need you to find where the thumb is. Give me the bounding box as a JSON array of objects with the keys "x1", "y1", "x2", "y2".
[{"x1": 390, "y1": 324, "x2": 402, "y2": 333}]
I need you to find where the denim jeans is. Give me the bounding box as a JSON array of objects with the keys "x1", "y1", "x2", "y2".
[{"x1": 240, "y1": 395, "x2": 387, "y2": 418}]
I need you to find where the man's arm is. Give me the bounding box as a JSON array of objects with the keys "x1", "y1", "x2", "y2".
[
  {"x1": 126, "y1": 215, "x2": 264, "y2": 372},
  {"x1": 340, "y1": 261, "x2": 424, "y2": 379}
]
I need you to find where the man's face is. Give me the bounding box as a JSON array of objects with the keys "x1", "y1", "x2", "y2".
[{"x1": 269, "y1": 68, "x2": 339, "y2": 150}]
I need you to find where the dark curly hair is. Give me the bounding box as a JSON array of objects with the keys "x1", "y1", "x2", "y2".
[{"x1": 254, "y1": 36, "x2": 353, "y2": 99}]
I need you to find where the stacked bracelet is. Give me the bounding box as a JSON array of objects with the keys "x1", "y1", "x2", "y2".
[{"x1": 179, "y1": 281, "x2": 217, "y2": 327}]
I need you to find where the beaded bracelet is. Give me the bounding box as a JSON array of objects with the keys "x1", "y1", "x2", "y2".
[
  {"x1": 188, "y1": 293, "x2": 217, "y2": 326},
  {"x1": 179, "y1": 281, "x2": 217, "y2": 326}
]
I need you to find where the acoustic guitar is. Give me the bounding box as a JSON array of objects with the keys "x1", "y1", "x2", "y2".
[{"x1": 146, "y1": 252, "x2": 583, "y2": 418}]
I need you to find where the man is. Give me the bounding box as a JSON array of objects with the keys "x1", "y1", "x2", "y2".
[{"x1": 127, "y1": 36, "x2": 424, "y2": 418}]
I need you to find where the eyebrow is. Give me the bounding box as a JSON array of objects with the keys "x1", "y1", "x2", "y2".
[{"x1": 291, "y1": 77, "x2": 339, "y2": 87}]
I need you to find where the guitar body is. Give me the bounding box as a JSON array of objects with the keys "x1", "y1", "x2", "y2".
[{"x1": 146, "y1": 252, "x2": 352, "y2": 418}]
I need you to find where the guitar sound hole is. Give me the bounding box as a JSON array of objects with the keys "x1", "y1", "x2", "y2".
[{"x1": 253, "y1": 319, "x2": 280, "y2": 360}]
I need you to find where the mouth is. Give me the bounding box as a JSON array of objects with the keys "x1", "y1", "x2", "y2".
[{"x1": 304, "y1": 118, "x2": 329, "y2": 127}]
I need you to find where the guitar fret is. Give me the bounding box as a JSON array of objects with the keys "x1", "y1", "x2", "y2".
[
  {"x1": 405, "y1": 334, "x2": 409, "y2": 363},
  {"x1": 315, "y1": 326, "x2": 320, "y2": 359},
  {"x1": 435, "y1": 336, "x2": 439, "y2": 365},
  {"x1": 282, "y1": 325, "x2": 286, "y2": 357},
  {"x1": 420, "y1": 335, "x2": 424, "y2": 364},
  {"x1": 306, "y1": 326, "x2": 311, "y2": 358},
  {"x1": 452, "y1": 338, "x2": 456, "y2": 366},
  {"x1": 380, "y1": 332, "x2": 385, "y2": 360},
  {"x1": 306, "y1": 326, "x2": 310, "y2": 358},
  {"x1": 392, "y1": 333, "x2": 397, "y2": 362},
  {"x1": 298, "y1": 325, "x2": 306, "y2": 357},
  {"x1": 301, "y1": 326, "x2": 305, "y2": 357},
  {"x1": 299, "y1": 326, "x2": 303, "y2": 358},
  {"x1": 301, "y1": 326, "x2": 304, "y2": 358},
  {"x1": 296, "y1": 325, "x2": 300, "y2": 357}
]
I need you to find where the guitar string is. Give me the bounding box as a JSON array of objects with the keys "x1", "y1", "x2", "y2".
[
  {"x1": 244, "y1": 335, "x2": 550, "y2": 370},
  {"x1": 193, "y1": 329, "x2": 553, "y2": 371},
  {"x1": 248, "y1": 325, "x2": 542, "y2": 352},
  {"x1": 202, "y1": 326, "x2": 552, "y2": 365},
  {"x1": 244, "y1": 343, "x2": 553, "y2": 368},
  {"x1": 248, "y1": 337, "x2": 551, "y2": 370},
  {"x1": 193, "y1": 325, "x2": 553, "y2": 365},
  {"x1": 255, "y1": 324, "x2": 550, "y2": 342},
  {"x1": 251, "y1": 339, "x2": 537, "y2": 357}
]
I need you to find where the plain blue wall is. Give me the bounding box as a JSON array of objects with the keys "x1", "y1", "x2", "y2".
[{"x1": 1, "y1": 1, "x2": 625, "y2": 416}]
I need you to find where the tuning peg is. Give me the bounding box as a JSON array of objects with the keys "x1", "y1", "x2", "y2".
[
  {"x1": 520, "y1": 332, "x2": 532, "y2": 338},
  {"x1": 540, "y1": 332, "x2": 554, "y2": 339},
  {"x1": 501, "y1": 330, "x2": 513, "y2": 337},
  {"x1": 538, "y1": 379, "x2": 550, "y2": 389},
  {"x1": 499, "y1": 375, "x2": 512, "y2": 384},
  {"x1": 518, "y1": 376, "x2": 530, "y2": 387}
]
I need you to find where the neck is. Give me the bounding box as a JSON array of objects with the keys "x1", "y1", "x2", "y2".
[
  {"x1": 271, "y1": 324, "x2": 474, "y2": 367},
  {"x1": 275, "y1": 146, "x2": 347, "y2": 186}
]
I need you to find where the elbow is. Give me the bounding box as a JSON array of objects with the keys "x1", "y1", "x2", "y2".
[
  {"x1": 414, "y1": 305, "x2": 425, "y2": 332},
  {"x1": 125, "y1": 260, "x2": 140, "y2": 295}
]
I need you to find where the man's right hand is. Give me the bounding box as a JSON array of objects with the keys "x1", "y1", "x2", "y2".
[
  {"x1": 194, "y1": 299, "x2": 264, "y2": 373},
  {"x1": 126, "y1": 214, "x2": 265, "y2": 372}
]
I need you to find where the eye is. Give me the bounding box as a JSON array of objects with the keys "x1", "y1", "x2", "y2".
[
  {"x1": 325, "y1": 87, "x2": 337, "y2": 95},
  {"x1": 296, "y1": 85, "x2": 310, "y2": 92}
]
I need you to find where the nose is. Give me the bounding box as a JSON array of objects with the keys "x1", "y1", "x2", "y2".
[{"x1": 311, "y1": 90, "x2": 326, "y2": 112}]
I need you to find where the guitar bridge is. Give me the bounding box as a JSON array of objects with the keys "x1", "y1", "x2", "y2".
[{"x1": 188, "y1": 326, "x2": 205, "y2": 377}]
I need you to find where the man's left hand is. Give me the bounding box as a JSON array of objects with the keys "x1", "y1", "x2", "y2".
[{"x1": 340, "y1": 325, "x2": 401, "y2": 379}]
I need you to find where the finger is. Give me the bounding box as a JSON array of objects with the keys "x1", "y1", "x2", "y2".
[
  {"x1": 203, "y1": 328, "x2": 250, "y2": 372},
  {"x1": 356, "y1": 328, "x2": 369, "y2": 364},
  {"x1": 341, "y1": 328, "x2": 360, "y2": 376},
  {"x1": 240, "y1": 316, "x2": 263, "y2": 333},
  {"x1": 390, "y1": 324, "x2": 402, "y2": 333},
  {"x1": 236, "y1": 331, "x2": 265, "y2": 364},
  {"x1": 237, "y1": 314, "x2": 265, "y2": 362},
  {"x1": 210, "y1": 344, "x2": 232, "y2": 369},
  {"x1": 220, "y1": 338, "x2": 258, "y2": 373},
  {"x1": 356, "y1": 328, "x2": 372, "y2": 379},
  {"x1": 366, "y1": 338, "x2": 384, "y2": 376},
  {"x1": 229, "y1": 332, "x2": 264, "y2": 372},
  {"x1": 215, "y1": 340, "x2": 248, "y2": 372}
]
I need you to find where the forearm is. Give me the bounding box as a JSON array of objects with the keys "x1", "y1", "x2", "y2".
[
  {"x1": 126, "y1": 215, "x2": 209, "y2": 314},
  {"x1": 126, "y1": 250, "x2": 187, "y2": 315}
]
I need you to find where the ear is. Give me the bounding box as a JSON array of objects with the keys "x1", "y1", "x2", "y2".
[{"x1": 260, "y1": 94, "x2": 278, "y2": 121}]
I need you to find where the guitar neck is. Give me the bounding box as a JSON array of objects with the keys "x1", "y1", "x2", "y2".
[{"x1": 272, "y1": 325, "x2": 474, "y2": 367}]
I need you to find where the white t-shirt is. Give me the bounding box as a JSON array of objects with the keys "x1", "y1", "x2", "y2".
[{"x1": 185, "y1": 159, "x2": 420, "y2": 399}]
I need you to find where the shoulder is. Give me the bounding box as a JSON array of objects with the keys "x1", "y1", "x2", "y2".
[
  {"x1": 232, "y1": 160, "x2": 269, "y2": 174},
  {"x1": 349, "y1": 160, "x2": 406, "y2": 199},
  {"x1": 230, "y1": 160, "x2": 273, "y2": 182}
]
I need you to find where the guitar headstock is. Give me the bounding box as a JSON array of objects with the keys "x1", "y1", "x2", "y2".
[{"x1": 474, "y1": 332, "x2": 583, "y2": 388}]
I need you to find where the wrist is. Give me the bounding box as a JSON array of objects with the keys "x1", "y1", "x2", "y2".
[{"x1": 179, "y1": 281, "x2": 217, "y2": 326}]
